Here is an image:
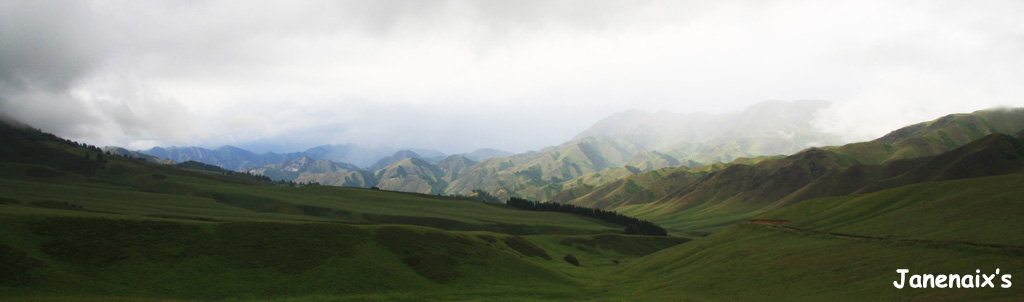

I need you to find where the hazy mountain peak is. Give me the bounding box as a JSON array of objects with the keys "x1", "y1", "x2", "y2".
[
  {"x1": 370, "y1": 150, "x2": 423, "y2": 171},
  {"x1": 574, "y1": 100, "x2": 844, "y2": 163},
  {"x1": 459, "y1": 148, "x2": 513, "y2": 162}
]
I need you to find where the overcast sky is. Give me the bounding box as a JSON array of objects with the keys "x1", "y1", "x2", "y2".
[{"x1": 2, "y1": 0, "x2": 1023, "y2": 154}]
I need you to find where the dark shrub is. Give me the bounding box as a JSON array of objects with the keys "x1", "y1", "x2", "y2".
[{"x1": 563, "y1": 254, "x2": 579, "y2": 266}]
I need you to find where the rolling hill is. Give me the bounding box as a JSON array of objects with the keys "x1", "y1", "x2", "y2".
[
  {"x1": 554, "y1": 107, "x2": 1024, "y2": 234},
  {"x1": 612, "y1": 173, "x2": 1024, "y2": 300}
]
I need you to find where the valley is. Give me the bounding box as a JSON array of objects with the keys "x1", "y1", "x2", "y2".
[{"x1": 1, "y1": 104, "x2": 1022, "y2": 301}]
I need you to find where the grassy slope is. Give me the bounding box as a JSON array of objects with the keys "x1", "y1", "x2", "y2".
[
  {"x1": 759, "y1": 174, "x2": 1024, "y2": 246},
  {"x1": 0, "y1": 158, "x2": 620, "y2": 235},
  {"x1": 618, "y1": 223, "x2": 1023, "y2": 301},
  {"x1": 0, "y1": 209, "x2": 685, "y2": 301},
  {"x1": 614, "y1": 174, "x2": 1024, "y2": 301},
  {"x1": 0, "y1": 216, "x2": 588, "y2": 301}
]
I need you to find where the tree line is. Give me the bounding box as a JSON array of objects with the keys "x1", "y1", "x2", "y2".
[{"x1": 505, "y1": 197, "x2": 669, "y2": 236}]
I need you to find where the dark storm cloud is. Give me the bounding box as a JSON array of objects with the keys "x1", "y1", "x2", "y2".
[
  {"x1": 0, "y1": 1, "x2": 106, "y2": 92},
  {"x1": 0, "y1": 0, "x2": 196, "y2": 147},
  {"x1": 0, "y1": 1, "x2": 141, "y2": 143}
]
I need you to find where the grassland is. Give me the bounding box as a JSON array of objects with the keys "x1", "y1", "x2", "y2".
[
  {"x1": 0, "y1": 159, "x2": 623, "y2": 235},
  {"x1": 615, "y1": 223, "x2": 1023, "y2": 301},
  {"x1": 601, "y1": 174, "x2": 1024, "y2": 301},
  {"x1": 3, "y1": 118, "x2": 1022, "y2": 301},
  {"x1": 0, "y1": 212, "x2": 688, "y2": 301},
  {"x1": 7, "y1": 169, "x2": 1018, "y2": 301}
]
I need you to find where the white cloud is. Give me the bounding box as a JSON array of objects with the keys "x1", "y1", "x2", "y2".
[{"x1": 2, "y1": 0, "x2": 1024, "y2": 154}]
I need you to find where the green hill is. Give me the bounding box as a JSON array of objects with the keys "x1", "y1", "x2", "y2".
[
  {"x1": 374, "y1": 157, "x2": 448, "y2": 195},
  {"x1": 776, "y1": 133, "x2": 1024, "y2": 208},
  {"x1": 611, "y1": 174, "x2": 1024, "y2": 301},
  {"x1": 443, "y1": 137, "x2": 643, "y2": 201},
  {"x1": 553, "y1": 108, "x2": 1024, "y2": 234},
  {"x1": 247, "y1": 156, "x2": 361, "y2": 182}
]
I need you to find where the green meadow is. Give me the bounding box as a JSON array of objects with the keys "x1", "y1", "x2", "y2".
[{"x1": 2, "y1": 122, "x2": 1022, "y2": 301}]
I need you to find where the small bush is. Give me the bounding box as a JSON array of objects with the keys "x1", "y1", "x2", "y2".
[{"x1": 563, "y1": 254, "x2": 579, "y2": 266}]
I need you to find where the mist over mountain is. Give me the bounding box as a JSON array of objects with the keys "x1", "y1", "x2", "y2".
[
  {"x1": 458, "y1": 148, "x2": 514, "y2": 162},
  {"x1": 575, "y1": 100, "x2": 845, "y2": 163}
]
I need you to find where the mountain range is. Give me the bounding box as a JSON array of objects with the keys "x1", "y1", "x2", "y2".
[
  {"x1": 135, "y1": 100, "x2": 857, "y2": 201},
  {"x1": 138, "y1": 144, "x2": 504, "y2": 171}
]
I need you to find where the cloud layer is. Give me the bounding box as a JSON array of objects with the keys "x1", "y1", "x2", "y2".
[{"x1": 2, "y1": 0, "x2": 1023, "y2": 153}]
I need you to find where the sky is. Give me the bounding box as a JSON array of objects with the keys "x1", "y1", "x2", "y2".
[{"x1": 2, "y1": 0, "x2": 1023, "y2": 154}]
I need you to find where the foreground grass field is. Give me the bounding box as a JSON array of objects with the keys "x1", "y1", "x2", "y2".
[
  {"x1": 609, "y1": 174, "x2": 1024, "y2": 301},
  {"x1": 6, "y1": 175, "x2": 1019, "y2": 301},
  {"x1": 0, "y1": 160, "x2": 623, "y2": 236},
  {"x1": 0, "y1": 212, "x2": 692, "y2": 301},
  {"x1": 617, "y1": 223, "x2": 1023, "y2": 301}
]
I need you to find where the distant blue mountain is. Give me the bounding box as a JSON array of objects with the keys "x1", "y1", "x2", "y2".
[{"x1": 140, "y1": 144, "x2": 449, "y2": 171}]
